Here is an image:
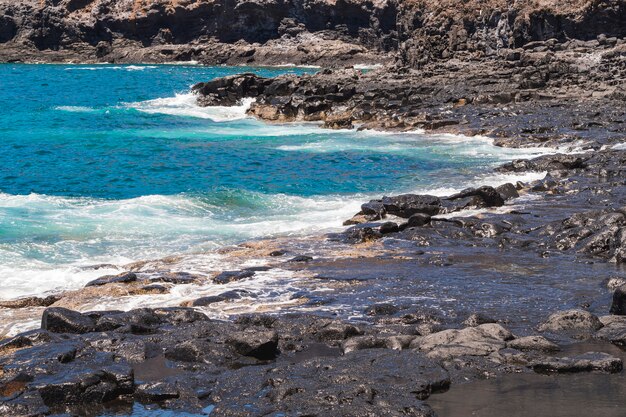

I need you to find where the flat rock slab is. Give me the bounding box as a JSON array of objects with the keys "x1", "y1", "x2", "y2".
[
  {"x1": 210, "y1": 349, "x2": 448, "y2": 416},
  {"x1": 532, "y1": 352, "x2": 623, "y2": 374},
  {"x1": 507, "y1": 336, "x2": 560, "y2": 353},
  {"x1": 213, "y1": 270, "x2": 255, "y2": 284},
  {"x1": 411, "y1": 324, "x2": 514, "y2": 358}
]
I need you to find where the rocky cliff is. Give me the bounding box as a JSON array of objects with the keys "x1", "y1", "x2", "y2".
[
  {"x1": 397, "y1": 0, "x2": 626, "y2": 66},
  {"x1": 0, "y1": 0, "x2": 624, "y2": 65},
  {"x1": 0, "y1": 0, "x2": 398, "y2": 65}
]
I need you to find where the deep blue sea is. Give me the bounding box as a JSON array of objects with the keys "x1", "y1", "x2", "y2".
[{"x1": 0, "y1": 64, "x2": 547, "y2": 300}]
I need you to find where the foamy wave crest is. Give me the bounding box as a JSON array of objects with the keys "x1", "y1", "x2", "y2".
[
  {"x1": 125, "y1": 65, "x2": 158, "y2": 71},
  {"x1": 65, "y1": 65, "x2": 158, "y2": 72},
  {"x1": 128, "y1": 93, "x2": 255, "y2": 121},
  {"x1": 612, "y1": 143, "x2": 626, "y2": 150},
  {"x1": 65, "y1": 66, "x2": 123, "y2": 71},
  {"x1": 54, "y1": 106, "x2": 97, "y2": 113},
  {"x1": 0, "y1": 190, "x2": 362, "y2": 300},
  {"x1": 277, "y1": 131, "x2": 555, "y2": 160}
]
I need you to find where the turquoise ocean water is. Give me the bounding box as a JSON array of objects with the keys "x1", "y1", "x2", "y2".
[{"x1": 0, "y1": 64, "x2": 547, "y2": 300}]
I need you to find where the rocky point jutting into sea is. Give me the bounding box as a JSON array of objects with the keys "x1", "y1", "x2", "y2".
[{"x1": 1, "y1": 0, "x2": 626, "y2": 416}]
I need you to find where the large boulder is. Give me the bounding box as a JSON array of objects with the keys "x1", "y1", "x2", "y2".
[
  {"x1": 193, "y1": 73, "x2": 266, "y2": 106},
  {"x1": 538, "y1": 309, "x2": 604, "y2": 334},
  {"x1": 41, "y1": 308, "x2": 96, "y2": 334},
  {"x1": 380, "y1": 194, "x2": 441, "y2": 218},
  {"x1": 447, "y1": 186, "x2": 505, "y2": 208}
]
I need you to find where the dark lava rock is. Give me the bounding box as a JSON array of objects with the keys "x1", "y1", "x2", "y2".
[
  {"x1": 448, "y1": 186, "x2": 505, "y2": 208},
  {"x1": 210, "y1": 349, "x2": 447, "y2": 415},
  {"x1": 610, "y1": 285, "x2": 626, "y2": 315},
  {"x1": 41, "y1": 307, "x2": 96, "y2": 334},
  {"x1": 152, "y1": 272, "x2": 200, "y2": 284},
  {"x1": 135, "y1": 381, "x2": 180, "y2": 402},
  {"x1": 407, "y1": 213, "x2": 432, "y2": 227},
  {"x1": 243, "y1": 266, "x2": 272, "y2": 272},
  {"x1": 496, "y1": 183, "x2": 520, "y2": 200},
  {"x1": 314, "y1": 321, "x2": 363, "y2": 343},
  {"x1": 213, "y1": 270, "x2": 255, "y2": 284},
  {"x1": 344, "y1": 226, "x2": 383, "y2": 243},
  {"x1": 226, "y1": 329, "x2": 279, "y2": 360},
  {"x1": 0, "y1": 330, "x2": 54, "y2": 355},
  {"x1": 191, "y1": 296, "x2": 226, "y2": 306},
  {"x1": 380, "y1": 221, "x2": 400, "y2": 234},
  {"x1": 381, "y1": 194, "x2": 441, "y2": 218},
  {"x1": 193, "y1": 73, "x2": 264, "y2": 106},
  {"x1": 140, "y1": 284, "x2": 169, "y2": 294},
  {"x1": 532, "y1": 352, "x2": 623, "y2": 374},
  {"x1": 287, "y1": 255, "x2": 313, "y2": 262},
  {"x1": 361, "y1": 200, "x2": 387, "y2": 216},
  {"x1": 365, "y1": 303, "x2": 401, "y2": 316},
  {"x1": 85, "y1": 272, "x2": 137, "y2": 287},
  {"x1": 269, "y1": 250, "x2": 287, "y2": 256}
]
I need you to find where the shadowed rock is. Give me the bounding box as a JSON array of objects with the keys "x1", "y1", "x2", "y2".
[
  {"x1": 226, "y1": 329, "x2": 279, "y2": 360},
  {"x1": 610, "y1": 285, "x2": 626, "y2": 315}
]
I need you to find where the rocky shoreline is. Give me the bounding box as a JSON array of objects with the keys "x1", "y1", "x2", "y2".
[
  {"x1": 2, "y1": 137, "x2": 626, "y2": 415},
  {"x1": 2, "y1": 0, "x2": 626, "y2": 416}
]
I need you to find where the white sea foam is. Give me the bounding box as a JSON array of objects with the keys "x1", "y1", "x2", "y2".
[
  {"x1": 273, "y1": 64, "x2": 322, "y2": 69},
  {"x1": 54, "y1": 105, "x2": 97, "y2": 113},
  {"x1": 65, "y1": 66, "x2": 123, "y2": 71},
  {"x1": 163, "y1": 60, "x2": 200, "y2": 66},
  {"x1": 65, "y1": 65, "x2": 158, "y2": 72},
  {"x1": 277, "y1": 131, "x2": 555, "y2": 161},
  {"x1": 128, "y1": 93, "x2": 255, "y2": 121},
  {"x1": 0, "y1": 190, "x2": 362, "y2": 301},
  {"x1": 612, "y1": 143, "x2": 626, "y2": 150},
  {"x1": 125, "y1": 65, "x2": 158, "y2": 71},
  {"x1": 353, "y1": 64, "x2": 383, "y2": 70}
]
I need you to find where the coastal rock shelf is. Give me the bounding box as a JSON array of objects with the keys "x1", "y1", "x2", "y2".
[{"x1": 2, "y1": 305, "x2": 625, "y2": 416}]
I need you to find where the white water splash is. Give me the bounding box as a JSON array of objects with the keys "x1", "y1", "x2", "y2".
[{"x1": 128, "y1": 93, "x2": 255, "y2": 122}]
